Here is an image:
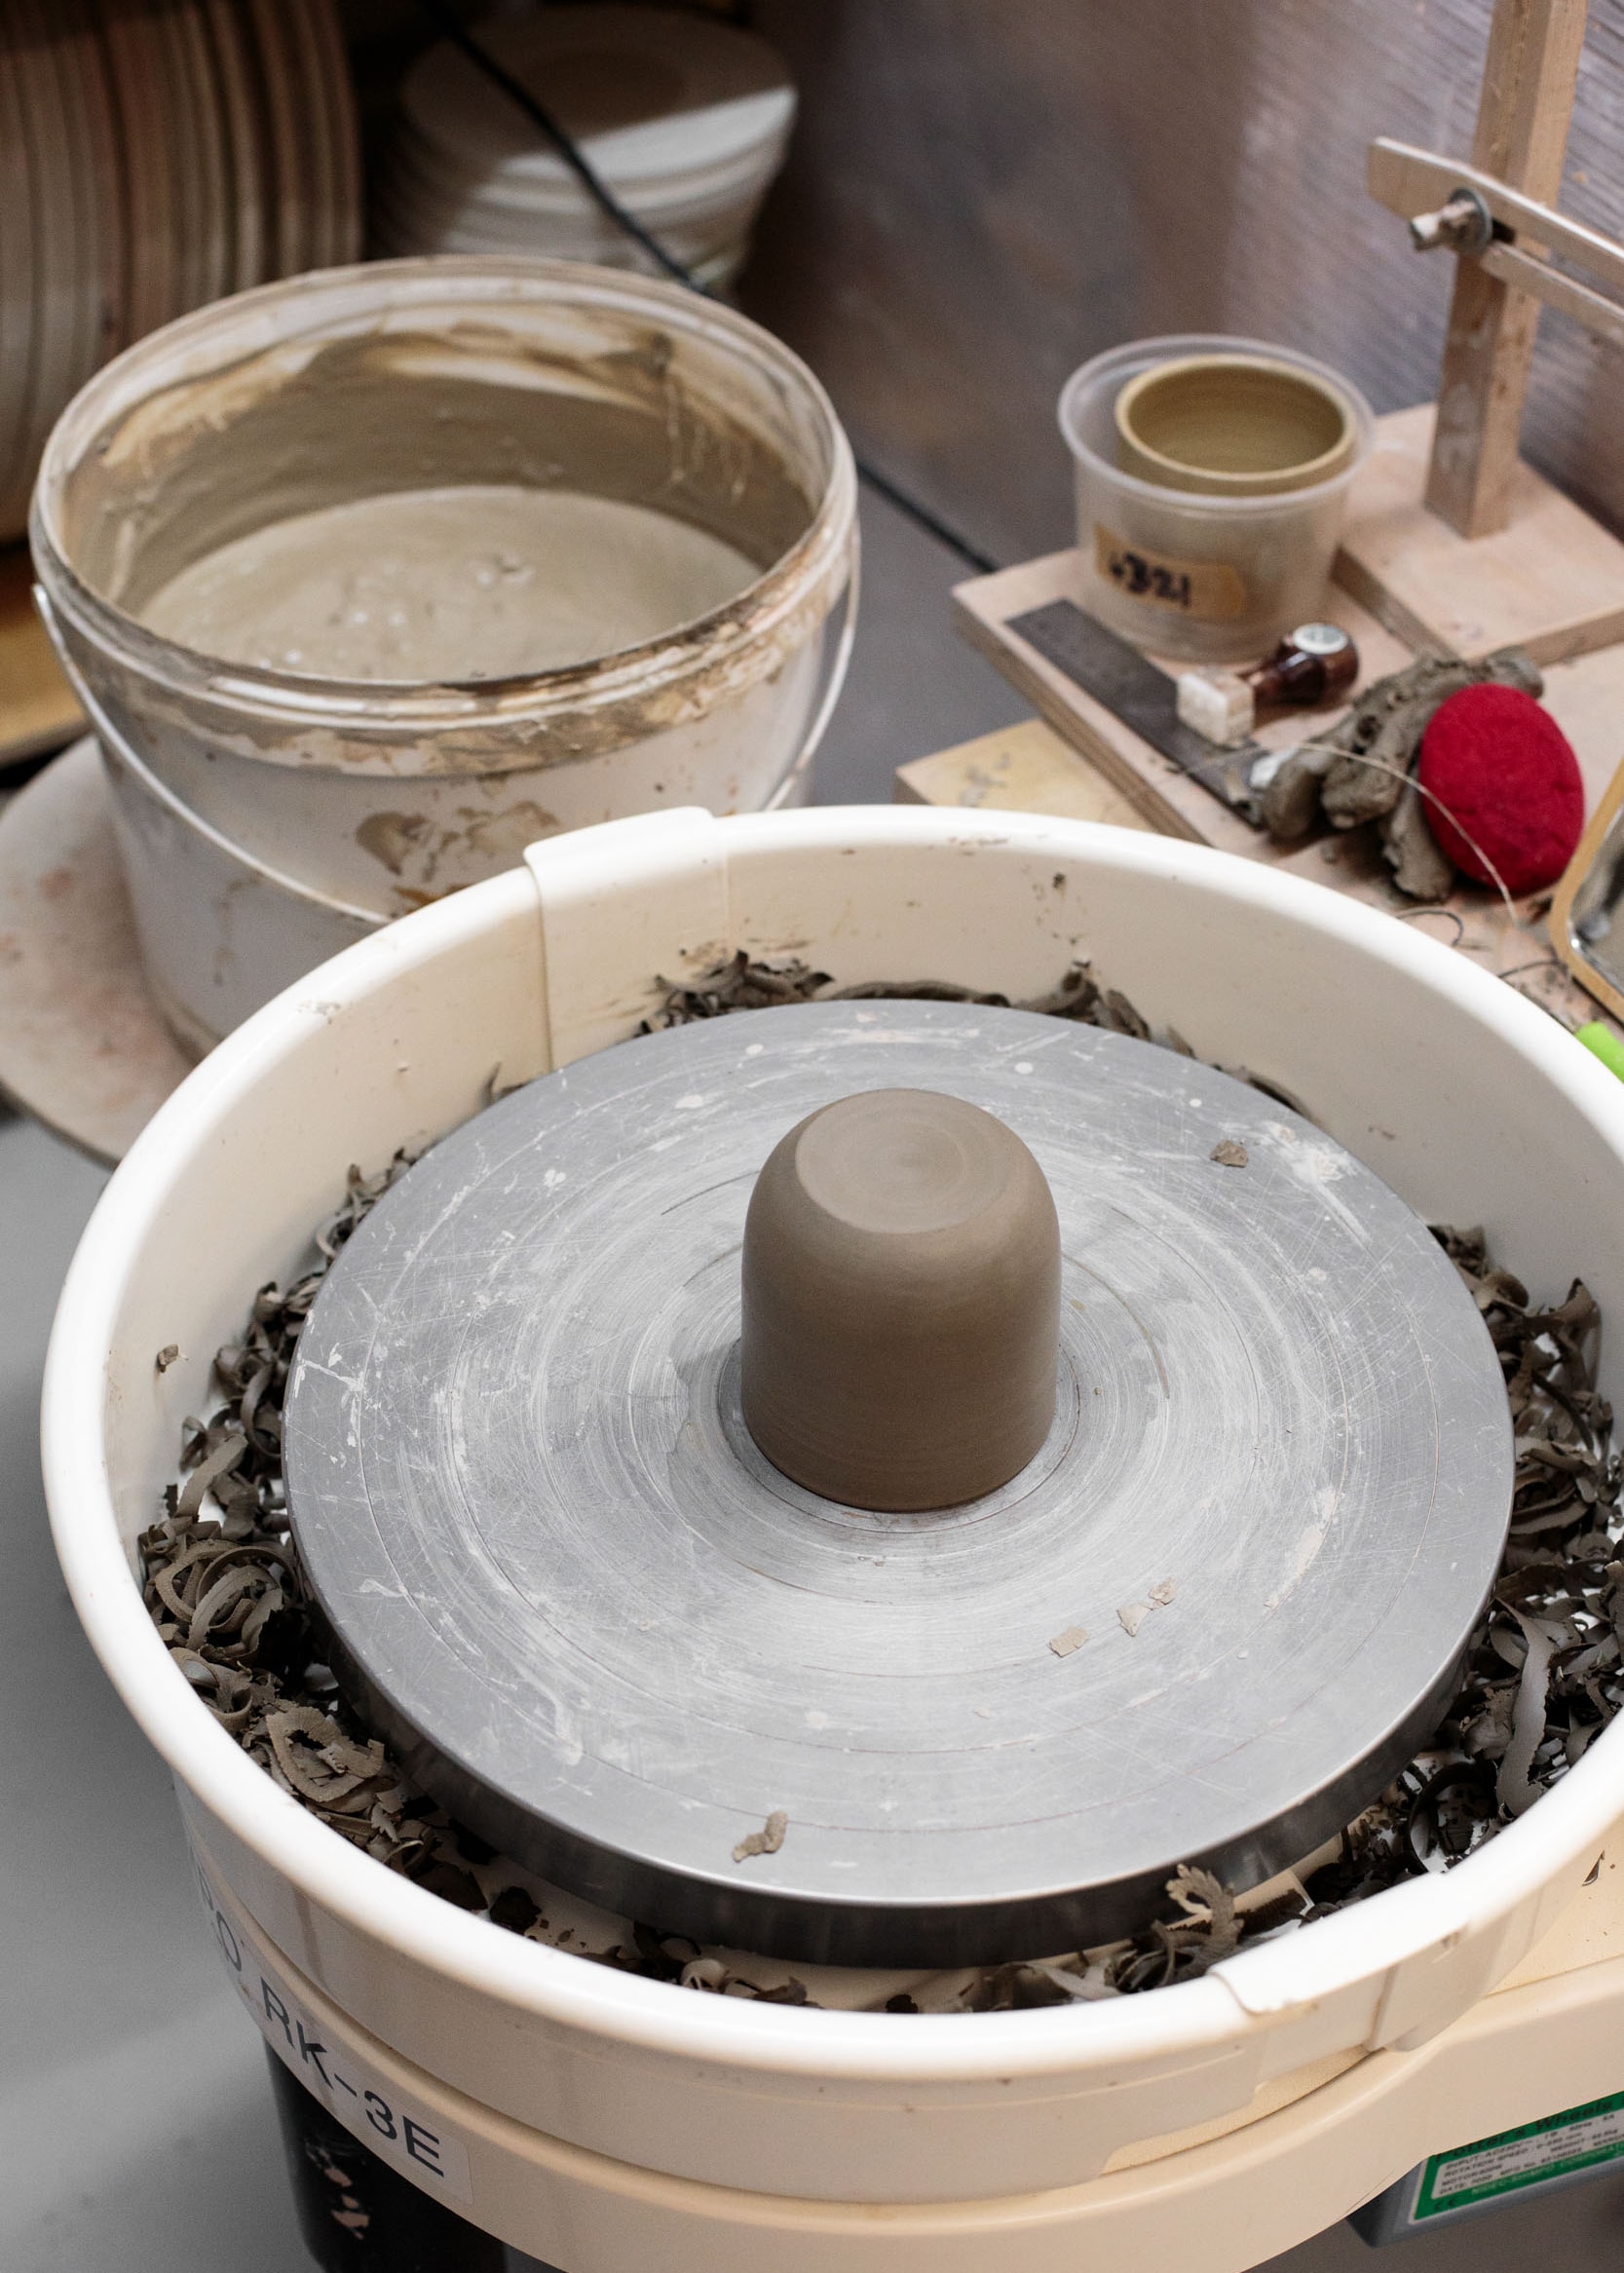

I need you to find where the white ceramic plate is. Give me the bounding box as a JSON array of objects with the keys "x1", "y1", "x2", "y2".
[
  {"x1": 175, "y1": 0, "x2": 233, "y2": 308},
  {"x1": 71, "y1": 0, "x2": 128, "y2": 369},
  {"x1": 275, "y1": 0, "x2": 327, "y2": 272},
  {"x1": 151, "y1": 0, "x2": 206, "y2": 315},
  {"x1": 308, "y1": 0, "x2": 361, "y2": 264},
  {"x1": 50, "y1": 1, "x2": 106, "y2": 409},
  {"x1": 401, "y1": 6, "x2": 793, "y2": 196},
  {"x1": 11, "y1": 0, "x2": 77, "y2": 526}
]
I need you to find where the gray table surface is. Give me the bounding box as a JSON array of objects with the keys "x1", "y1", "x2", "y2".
[{"x1": 4, "y1": 486, "x2": 1620, "y2": 2266}]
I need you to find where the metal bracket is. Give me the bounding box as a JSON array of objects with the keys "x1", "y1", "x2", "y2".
[{"x1": 1409, "y1": 186, "x2": 1493, "y2": 258}]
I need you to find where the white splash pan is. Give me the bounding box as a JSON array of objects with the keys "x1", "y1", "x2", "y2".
[{"x1": 40, "y1": 806, "x2": 1624, "y2": 2261}]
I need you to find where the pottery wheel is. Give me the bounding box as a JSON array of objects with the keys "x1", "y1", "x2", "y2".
[{"x1": 283, "y1": 1001, "x2": 1513, "y2": 1966}]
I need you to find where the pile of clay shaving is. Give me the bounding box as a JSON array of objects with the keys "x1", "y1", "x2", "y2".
[{"x1": 139, "y1": 958, "x2": 1623, "y2": 2011}]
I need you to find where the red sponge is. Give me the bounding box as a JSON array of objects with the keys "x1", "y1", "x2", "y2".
[{"x1": 1416, "y1": 683, "x2": 1584, "y2": 895}]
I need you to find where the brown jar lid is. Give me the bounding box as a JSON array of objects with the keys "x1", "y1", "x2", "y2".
[{"x1": 739, "y1": 1087, "x2": 1060, "y2": 1510}]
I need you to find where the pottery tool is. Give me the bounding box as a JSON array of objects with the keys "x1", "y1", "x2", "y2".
[
  {"x1": 282, "y1": 998, "x2": 1511, "y2": 1969},
  {"x1": 1176, "y1": 623, "x2": 1359, "y2": 747},
  {"x1": 1000, "y1": 596, "x2": 1273, "y2": 818},
  {"x1": 1417, "y1": 681, "x2": 1584, "y2": 892}
]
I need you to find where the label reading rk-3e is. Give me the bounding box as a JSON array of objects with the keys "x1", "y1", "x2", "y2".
[
  {"x1": 1093, "y1": 524, "x2": 1248, "y2": 621},
  {"x1": 191, "y1": 1845, "x2": 474, "y2": 2206},
  {"x1": 1415, "y1": 2089, "x2": 1624, "y2": 2218}
]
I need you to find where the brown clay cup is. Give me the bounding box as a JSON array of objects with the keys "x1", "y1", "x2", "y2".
[
  {"x1": 1114, "y1": 353, "x2": 1356, "y2": 498},
  {"x1": 739, "y1": 1088, "x2": 1061, "y2": 1512}
]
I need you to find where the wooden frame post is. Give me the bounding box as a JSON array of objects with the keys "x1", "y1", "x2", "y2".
[{"x1": 1425, "y1": 0, "x2": 1587, "y2": 538}]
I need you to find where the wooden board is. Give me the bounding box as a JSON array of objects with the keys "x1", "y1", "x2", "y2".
[
  {"x1": 1337, "y1": 403, "x2": 1624, "y2": 665},
  {"x1": 1421, "y1": 0, "x2": 1587, "y2": 538},
  {"x1": 895, "y1": 717, "x2": 1152, "y2": 831},
  {"x1": 1530, "y1": 638, "x2": 1624, "y2": 809},
  {"x1": 926, "y1": 586, "x2": 1624, "y2": 1041},
  {"x1": 0, "y1": 541, "x2": 83, "y2": 765},
  {"x1": 952, "y1": 547, "x2": 1413, "y2": 856}
]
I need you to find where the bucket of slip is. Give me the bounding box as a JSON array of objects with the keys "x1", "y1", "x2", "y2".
[{"x1": 30, "y1": 257, "x2": 856, "y2": 1050}]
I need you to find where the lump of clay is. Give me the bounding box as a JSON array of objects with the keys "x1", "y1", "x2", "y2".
[
  {"x1": 1259, "y1": 646, "x2": 1546, "y2": 899},
  {"x1": 1381, "y1": 780, "x2": 1454, "y2": 902},
  {"x1": 739, "y1": 1088, "x2": 1060, "y2": 1511},
  {"x1": 1260, "y1": 740, "x2": 1337, "y2": 839},
  {"x1": 1317, "y1": 650, "x2": 1543, "y2": 832},
  {"x1": 1416, "y1": 684, "x2": 1585, "y2": 896}
]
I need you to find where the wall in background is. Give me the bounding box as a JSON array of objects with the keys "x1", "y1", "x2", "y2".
[{"x1": 742, "y1": 0, "x2": 1624, "y2": 565}]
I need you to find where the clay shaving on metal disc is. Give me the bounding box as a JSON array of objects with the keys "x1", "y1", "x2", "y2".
[
  {"x1": 733, "y1": 1811, "x2": 789, "y2": 1864},
  {"x1": 138, "y1": 958, "x2": 1624, "y2": 2012}
]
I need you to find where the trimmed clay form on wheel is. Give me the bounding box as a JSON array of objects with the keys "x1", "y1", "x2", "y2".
[{"x1": 739, "y1": 1087, "x2": 1061, "y2": 1511}]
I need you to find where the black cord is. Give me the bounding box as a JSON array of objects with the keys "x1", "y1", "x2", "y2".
[
  {"x1": 408, "y1": 0, "x2": 1001, "y2": 578},
  {"x1": 844, "y1": 459, "x2": 999, "y2": 577}
]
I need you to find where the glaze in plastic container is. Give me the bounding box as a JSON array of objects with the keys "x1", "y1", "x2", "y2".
[{"x1": 1059, "y1": 334, "x2": 1373, "y2": 662}]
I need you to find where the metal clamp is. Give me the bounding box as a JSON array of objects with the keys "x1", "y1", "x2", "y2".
[{"x1": 1409, "y1": 186, "x2": 1493, "y2": 257}]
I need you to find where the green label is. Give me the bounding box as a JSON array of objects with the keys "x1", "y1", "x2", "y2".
[{"x1": 1416, "y1": 2090, "x2": 1624, "y2": 2216}]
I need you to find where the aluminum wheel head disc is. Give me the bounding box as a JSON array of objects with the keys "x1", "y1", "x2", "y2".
[{"x1": 283, "y1": 1001, "x2": 1513, "y2": 1967}]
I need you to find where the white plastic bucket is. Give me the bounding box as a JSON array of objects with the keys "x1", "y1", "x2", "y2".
[
  {"x1": 30, "y1": 258, "x2": 855, "y2": 1044},
  {"x1": 42, "y1": 807, "x2": 1624, "y2": 2263},
  {"x1": 82, "y1": 680, "x2": 381, "y2": 1057}
]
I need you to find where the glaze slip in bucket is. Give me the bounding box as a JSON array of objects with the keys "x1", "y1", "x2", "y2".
[
  {"x1": 31, "y1": 257, "x2": 856, "y2": 1053},
  {"x1": 41, "y1": 806, "x2": 1624, "y2": 2269}
]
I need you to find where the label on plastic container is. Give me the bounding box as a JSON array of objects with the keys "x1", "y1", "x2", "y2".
[
  {"x1": 1415, "y1": 2090, "x2": 1624, "y2": 2217},
  {"x1": 190, "y1": 1845, "x2": 475, "y2": 2206},
  {"x1": 1092, "y1": 523, "x2": 1248, "y2": 621}
]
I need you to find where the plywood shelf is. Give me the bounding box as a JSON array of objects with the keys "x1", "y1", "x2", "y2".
[
  {"x1": 1336, "y1": 404, "x2": 1624, "y2": 665},
  {"x1": 942, "y1": 438, "x2": 1624, "y2": 1039}
]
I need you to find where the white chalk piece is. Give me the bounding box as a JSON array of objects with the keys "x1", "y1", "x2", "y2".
[{"x1": 1177, "y1": 667, "x2": 1256, "y2": 745}]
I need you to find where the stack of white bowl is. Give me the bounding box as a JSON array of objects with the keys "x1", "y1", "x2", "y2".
[{"x1": 371, "y1": 5, "x2": 796, "y2": 289}]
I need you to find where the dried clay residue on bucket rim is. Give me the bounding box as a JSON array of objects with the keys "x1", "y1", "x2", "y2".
[{"x1": 33, "y1": 263, "x2": 858, "y2": 774}]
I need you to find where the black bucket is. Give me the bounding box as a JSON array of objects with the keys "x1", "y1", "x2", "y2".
[{"x1": 268, "y1": 2052, "x2": 564, "y2": 2273}]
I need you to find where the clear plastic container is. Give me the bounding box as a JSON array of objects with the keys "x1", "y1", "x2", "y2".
[{"x1": 1058, "y1": 334, "x2": 1374, "y2": 663}]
